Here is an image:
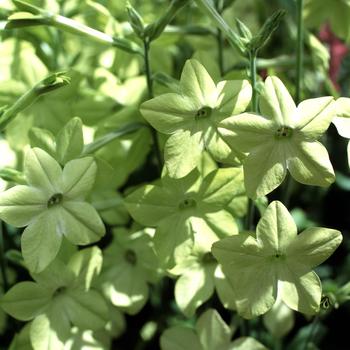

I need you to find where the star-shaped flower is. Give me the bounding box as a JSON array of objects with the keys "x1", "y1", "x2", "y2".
[
  {"x1": 0, "y1": 247, "x2": 108, "y2": 350},
  {"x1": 212, "y1": 200, "x2": 342, "y2": 319},
  {"x1": 140, "y1": 59, "x2": 252, "y2": 178},
  {"x1": 0, "y1": 148, "x2": 105, "y2": 272},
  {"x1": 219, "y1": 76, "x2": 336, "y2": 198}
]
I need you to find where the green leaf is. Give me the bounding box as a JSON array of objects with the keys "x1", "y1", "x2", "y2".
[
  {"x1": 160, "y1": 326, "x2": 202, "y2": 350},
  {"x1": 21, "y1": 210, "x2": 63, "y2": 273},
  {"x1": 195, "y1": 309, "x2": 232, "y2": 350},
  {"x1": 0, "y1": 282, "x2": 51, "y2": 321},
  {"x1": 24, "y1": 148, "x2": 63, "y2": 194},
  {"x1": 56, "y1": 117, "x2": 84, "y2": 165}
]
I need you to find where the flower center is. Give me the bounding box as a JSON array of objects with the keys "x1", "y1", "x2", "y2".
[
  {"x1": 124, "y1": 249, "x2": 137, "y2": 265},
  {"x1": 53, "y1": 286, "x2": 66, "y2": 297},
  {"x1": 47, "y1": 193, "x2": 63, "y2": 208},
  {"x1": 202, "y1": 252, "x2": 216, "y2": 265},
  {"x1": 178, "y1": 198, "x2": 197, "y2": 210},
  {"x1": 275, "y1": 126, "x2": 293, "y2": 139},
  {"x1": 196, "y1": 106, "x2": 212, "y2": 119}
]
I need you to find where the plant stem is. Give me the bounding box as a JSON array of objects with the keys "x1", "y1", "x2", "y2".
[
  {"x1": 0, "y1": 221, "x2": 9, "y2": 292},
  {"x1": 245, "y1": 49, "x2": 258, "y2": 230},
  {"x1": 143, "y1": 38, "x2": 162, "y2": 172},
  {"x1": 216, "y1": 0, "x2": 224, "y2": 76},
  {"x1": 303, "y1": 314, "x2": 320, "y2": 350},
  {"x1": 295, "y1": 0, "x2": 304, "y2": 103}
]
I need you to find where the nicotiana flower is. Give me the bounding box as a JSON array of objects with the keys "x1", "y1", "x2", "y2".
[
  {"x1": 140, "y1": 59, "x2": 252, "y2": 178},
  {"x1": 0, "y1": 148, "x2": 105, "y2": 272},
  {"x1": 220, "y1": 76, "x2": 336, "y2": 198},
  {"x1": 125, "y1": 167, "x2": 244, "y2": 268},
  {"x1": 160, "y1": 308, "x2": 267, "y2": 350},
  {"x1": 0, "y1": 248, "x2": 109, "y2": 350},
  {"x1": 212, "y1": 201, "x2": 342, "y2": 319}
]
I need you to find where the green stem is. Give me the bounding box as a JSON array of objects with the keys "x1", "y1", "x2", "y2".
[
  {"x1": 215, "y1": 0, "x2": 224, "y2": 76},
  {"x1": 295, "y1": 0, "x2": 304, "y2": 103},
  {"x1": 245, "y1": 50, "x2": 258, "y2": 230},
  {"x1": 303, "y1": 314, "x2": 320, "y2": 350},
  {"x1": 143, "y1": 38, "x2": 163, "y2": 172},
  {"x1": 0, "y1": 221, "x2": 9, "y2": 292}
]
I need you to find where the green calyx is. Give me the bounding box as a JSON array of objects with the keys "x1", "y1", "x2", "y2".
[
  {"x1": 124, "y1": 249, "x2": 137, "y2": 265},
  {"x1": 275, "y1": 125, "x2": 293, "y2": 139},
  {"x1": 47, "y1": 193, "x2": 63, "y2": 208},
  {"x1": 178, "y1": 198, "x2": 197, "y2": 210},
  {"x1": 195, "y1": 106, "x2": 212, "y2": 119}
]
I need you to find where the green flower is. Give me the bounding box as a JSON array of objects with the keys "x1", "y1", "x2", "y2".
[
  {"x1": 170, "y1": 233, "x2": 236, "y2": 317},
  {"x1": 0, "y1": 148, "x2": 105, "y2": 272},
  {"x1": 160, "y1": 308, "x2": 267, "y2": 350},
  {"x1": 220, "y1": 76, "x2": 336, "y2": 199},
  {"x1": 0, "y1": 248, "x2": 109, "y2": 350},
  {"x1": 140, "y1": 59, "x2": 252, "y2": 178},
  {"x1": 212, "y1": 201, "x2": 342, "y2": 319},
  {"x1": 98, "y1": 228, "x2": 161, "y2": 315},
  {"x1": 125, "y1": 167, "x2": 243, "y2": 268}
]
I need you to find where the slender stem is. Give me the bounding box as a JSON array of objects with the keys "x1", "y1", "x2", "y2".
[
  {"x1": 0, "y1": 221, "x2": 9, "y2": 292},
  {"x1": 143, "y1": 38, "x2": 162, "y2": 172},
  {"x1": 295, "y1": 0, "x2": 304, "y2": 103},
  {"x1": 216, "y1": 0, "x2": 224, "y2": 76},
  {"x1": 143, "y1": 39, "x2": 154, "y2": 99},
  {"x1": 303, "y1": 314, "x2": 320, "y2": 350},
  {"x1": 245, "y1": 50, "x2": 258, "y2": 230}
]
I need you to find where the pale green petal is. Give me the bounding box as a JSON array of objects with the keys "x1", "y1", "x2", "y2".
[
  {"x1": 294, "y1": 97, "x2": 335, "y2": 138},
  {"x1": 287, "y1": 140, "x2": 335, "y2": 186},
  {"x1": 243, "y1": 141, "x2": 287, "y2": 199},
  {"x1": 212, "y1": 234, "x2": 277, "y2": 318},
  {"x1": 219, "y1": 113, "x2": 274, "y2": 153},
  {"x1": 164, "y1": 131, "x2": 203, "y2": 179},
  {"x1": 278, "y1": 270, "x2": 321, "y2": 315},
  {"x1": 160, "y1": 326, "x2": 202, "y2": 350},
  {"x1": 180, "y1": 59, "x2": 217, "y2": 107},
  {"x1": 140, "y1": 93, "x2": 197, "y2": 134},
  {"x1": 263, "y1": 298, "x2": 294, "y2": 339},
  {"x1": 30, "y1": 310, "x2": 70, "y2": 350},
  {"x1": 259, "y1": 76, "x2": 296, "y2": 125},
  {"x1": 124, "y1": 184, "x2": 177, "y2": 226},
  {"x1": 216, "y1": 80, "x2": 252, "y2": 116},
  {"x1": 203, "y1": 126, "x2": 242, "y2": 163},
  {"x1": 230, "y1": 337, "x2": 268, "y2": 350},
  {"x1": 0, "y1": 185, "x2": 46, "y2": 227},
  {"x1": 154, "y1": 214, "x2": 193, "y2": 268},
  {"x1": 64, "y1": 289, "x2": 109, "y2": 330},
  {"x1": 333, "y1": 97, "x2": 350, "y2": 138},
  {"x1": 24, "y1": 148, "x2": 62, "y2": 193},
  {"x1": 196, "y1": 309, "x2": 232, "y2": 350},
  {"x1": 175, "y1": 264, "x2": 215, "y2": 317},
  {"x1": 202, "y1": 211, "x2": 238, "y2": 238},
  {"x1": 256, "y1": 201, "x2": 297, "y2": 254},
  {"x1": 287, "y1": 227, "x2": 342, "y2": 271},
  {"x1": 0, "y1": 282, "x2": 51, "y2": 321},
  {"x1": 62, "y1": 157, "x2": 97, "y2": 200},
  {"x1": 101, "y1": 262, "x2": 149, "y2": 315},
  {"x1": 60, "y1": 202, "x2": 105, "y2": 245},
  {"x1": 214, "y1": 265, "x2": 236, "y2": 310},
  {"x1": 21, "y1": 211, "x2": 63, "y2": 273},
  {"x1": 67, "y1": 246, "x2": 103, "y2": 291},
  {"x1": 199, "y1": 168, "x2": 246, "y2": 209}
]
